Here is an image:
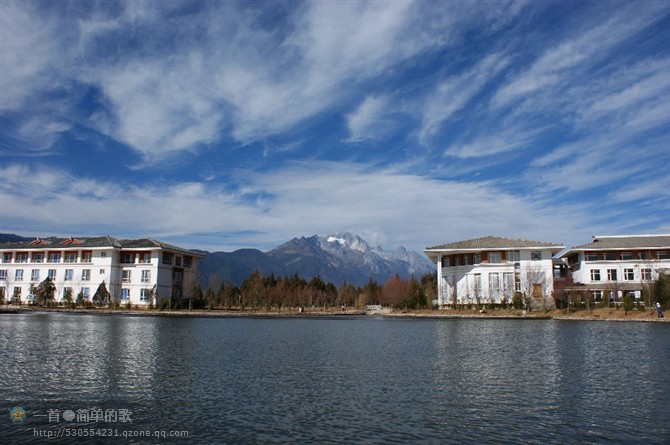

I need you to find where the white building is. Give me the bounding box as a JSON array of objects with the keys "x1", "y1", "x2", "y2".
[
  {"x1": 0, "y1": 236, "x2": 205, "y2": 305},
  {"x1": 558, "y1": 234, "x2": 670, "y2": 303},
  {"x1": 424, "y1": 236, "x2": 565, "y2": 308}
]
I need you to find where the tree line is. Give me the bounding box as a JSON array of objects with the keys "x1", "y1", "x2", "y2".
[{"x1": 181, "y1": 271, "x2": 437, "y2": 311}]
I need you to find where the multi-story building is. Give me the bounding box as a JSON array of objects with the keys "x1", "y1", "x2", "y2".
[
  {"x1": 0, "y1": 236, "x2": 205, "y2": 305},
  {"x1": 424, "y1": 236, "x2": 565, "y2": 308},
  {"x1": 558, "y1": 234, "x2": 670, "y2": 303}
]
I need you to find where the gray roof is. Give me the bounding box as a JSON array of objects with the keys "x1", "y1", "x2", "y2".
[
  {"x1": 0, "y1": 236, "x2": 205, "y2": 257},
  {"x1": 426, "y1": 235, "x2": 563, "y2": 251},
  {"x1": 571, "y1": 234, "x2": 670, "y2": 250}
]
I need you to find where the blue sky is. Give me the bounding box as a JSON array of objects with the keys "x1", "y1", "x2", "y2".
[{"x1": 1, "y1": 0, "x2": 669, "y2": 254}]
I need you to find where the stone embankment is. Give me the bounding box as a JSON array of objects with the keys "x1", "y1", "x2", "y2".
[{"x1": 1, "y1": 305, "x2": 667, "y2": 321}]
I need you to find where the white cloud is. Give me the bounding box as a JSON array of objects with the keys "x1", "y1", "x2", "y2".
[
  {"x1": 445, "y1": 127, "x2": 544, "y2": 159},
  {"x1": 346, "y1": 95, "x2": 391, "y2": 142},
  {"x1": 418, "y1": 52, "x2": 510, "y2": 145},
  {"x1": 492, "y1": 3, "x2": 670, "y2": 110},
  {"x1": 1, "y1": 161, "x2": 595, "y2": 252}
]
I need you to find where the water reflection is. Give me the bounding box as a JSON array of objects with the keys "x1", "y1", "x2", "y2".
[{"x1": 1, "y1": 314, "x2": 669, "y2": 444}]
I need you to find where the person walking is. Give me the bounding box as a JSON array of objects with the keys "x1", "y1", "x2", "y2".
[{"x1": 656, "y1": 302, "x2": 664, "y2": 318}]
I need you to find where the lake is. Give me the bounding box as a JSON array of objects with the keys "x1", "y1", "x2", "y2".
[{"x1": 1, "y1": 313, "x2": 669, "y2": 444}]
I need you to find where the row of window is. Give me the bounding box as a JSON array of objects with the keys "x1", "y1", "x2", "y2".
[
  {"x1": 446, "y1": 272, "x2": 519, "y2": 295},
  {"x1": 0, "y1": 269, "x2": 89, "y2": 282},
  {"x1": 1, "y1": 286, "x2": 91, "y2": 299},
  {"x1": 0, "y1": 268, "x2": 151, "y2": 283},
  {"x1": 1, "y1": 286, "x2": 152, "y2": 302},
  {"x1": 442, "y1": 250, "x2": 543, "y2": 267},
  {"x1": 161, "y1": 253, "x2": 192, "y2": 268},
  {"x1": 591, "y1": 290, "x2": 639, "y2": 301},
  {"x1": 120, "y1": 288, "x2": 153, "y2": 301},
  {"x1": 589, "y1": 268, "x2": 652, "y2": 282},
  {"x1": 584, "y1": 251, "x2": 669, "y2": 261},
  {"x1": 122, "y1": 270, "x2": 152, "y2": 283},
  {"x1": 2, "y1": 252, "x2": 95, "y2": 264}
]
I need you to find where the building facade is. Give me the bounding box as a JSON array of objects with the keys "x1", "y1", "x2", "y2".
[
  {"x1": 0, "y1": 236, "x2": 205, "y2": 305},
  {"x1": 558, "y1": 234, "x2": 670, "y2": 303},
  {"x1": 424, "y1": 236, "x2": 565, "y2": 308}
]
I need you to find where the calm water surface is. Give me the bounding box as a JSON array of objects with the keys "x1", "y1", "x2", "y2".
[{"x1": 1, "y1": 313, "x2": 669, "y2": 444}]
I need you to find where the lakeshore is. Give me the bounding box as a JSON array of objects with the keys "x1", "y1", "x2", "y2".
[{"x1": 1, "y1": 304, "x2": 667, "y2": 322}]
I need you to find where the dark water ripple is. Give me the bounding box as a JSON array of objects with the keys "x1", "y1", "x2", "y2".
[{"x1": 1, "y1": 314, "x2": 669, "y2": 444}]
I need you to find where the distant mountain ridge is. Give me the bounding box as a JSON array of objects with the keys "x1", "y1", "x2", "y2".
[
  {"x1": 199, "y1": 232, "x2": 434, "y2": 287},
  {"x1": 0, "y1": 232, "x2": 434, "y2": 287}
]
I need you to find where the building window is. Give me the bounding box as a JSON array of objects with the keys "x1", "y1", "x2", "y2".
[
  {"x1": 591, "y1": 290, "x2": 603, "y2": 301},
  {"x1": 473, "y1": 273, "x2": 482, "y2": 297},
  {"x1": 453, "y1": 256, "x2": 460, "y2": 266},
  {"x1": 64, "y1": 269, "x2": 73, "y2": 281},
  {"x1": 82, "y1": 287, "x2": 90, "y2": 299},
  {"x1": 48, "y1": 253, "x2": 61, "y2": 263},
  {"x1": 621, "y1": 252, "x2": 633, "y2": 260},
  {"x1": 140, "y1": 288, "x2": 150, "y2": 301},
  {"x1": 590, "y1": 269, "x2": 601, "y2": 281},
  {"x1": 531, "y1": 251, "x2": 542, "y2": 261},
  {"x1": 33, "y1": 253, "x2": 44, "y2": 263},
  {"x1": 82, "y1": 269, "x2": 91, "y2": 281},
  {"x1": 122, "y1": 270, "x2": 131, "y2": 282},
  {"x1": 31, "y1": 269, "x2": 40, "y2": 281},
  {"x1": 658, "y1": 251, "x2": 669, "y2": 260},
  {"x1": 2, "y1": 253, "x2": 11, "y2": 263},
  {"x1": 638, "y1": 251, "x2": 650, "y2": 260},
  {"x1": 507, "y1": 250, "x2": 520, "y2": 262},
  {"x1": 488, "y1": 252, "x2": 501, "y2": 263},
  {"x1": 48, "y1": 269, "x2": 57, "y2": 280},
  {"x1": 442, "y1": 257, "x2": 450, "y2": 267},
  {"x1": 629, "y1": 291, "x2": 638, "y2": 300},
  {"x1": 101, "y1": 252, "x2": 107, "y2": 258},
  {"x1": 121, "y1": 253, "x2": 134, "y2": 264},
  {"x1": 624, "y1": 269, "x2": 635, "y2": 281},
  {"x1": 641, "y1": 268, "x2": 652, "y2": 281},
  {"x1": 585, "y1": 253, "x2": 597, "y2": 261},
  {"x1": 121, "y1": 288, "x2": 129, "y2": 300},
  {"x1": 141, "y1": 253, "x2": 152, "y2": 264},
  {"x1": 175, "y1": 256, "x2": 182, "y2": 267},
  {"x1": 162, "y1": 253, "x2": 173, "y2": 265},
  {"x1": 503, "y1": 272, "x2": 514, "y2": 298},
  {"x1": 603, "y1": 252, "x2": 615, "y2": 261},
  {"x1": 15, "y1": 270, "x2": 23, "y2": 281},
  {"x1": 183, "y1": 256, "x2": 192, "y2": 268},
  {"x1": 607, "y1": 269, "x2": 618, "y2": 281},
  {"x1": 173, "y1": 270, "x2": 183, "y2": 284},
  {"x1": 0, "y1": 270, "x2": 6, "y2": 280},
  {"x1": 17, "y1": 253, "x2": 28, "y2": 263},
  {"x1": 82, "y1": 252, "x2": 92, "y2": 263},
  {"x1": 99, "y1": 269, "x2": 105, "y2": 275},
  {"x1": 489, "y1": 273, "x2": 500, "y2": 299},
  {"x1": 473, "y1": 253, "x2": 481, "y2": 264},
  {"x1": 65, "y1": 253, "x2": 77, "y2": 263},
  {"x1": 141, "y1": 270, "x2": 151, "y2": 283}
]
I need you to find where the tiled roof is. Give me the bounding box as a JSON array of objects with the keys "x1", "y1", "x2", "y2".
[
  {"x1": 118, "y1": 238, "x2": 205, "y2": 256},
  {"x1": 0, "y1": 236, "x2": 204, "y2": 256},
  {"x1": 0, "y1": 236, "x2": 121, "y2": 249},
  {"x1": 571, "y1": 234, "x2": 670, "y2": 250},
  {"x1": 426, "y1": 235, "x2": 563, "y2": 250}
]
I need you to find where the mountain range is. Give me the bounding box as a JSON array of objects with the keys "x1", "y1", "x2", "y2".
[
  {"x1": 0, "y1": 232, "x2": 434, "y2": 287},
  {"x1": 198, "y1": 232, "x2": 434, "y2": 287}
]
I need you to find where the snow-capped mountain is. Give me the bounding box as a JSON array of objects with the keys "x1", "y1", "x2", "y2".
[{"x1": 199, "y1": 232, "x2": 434, "y2": 287}]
